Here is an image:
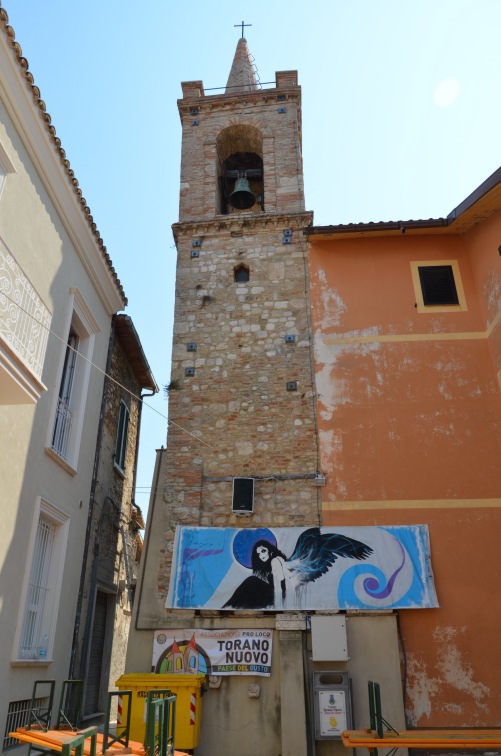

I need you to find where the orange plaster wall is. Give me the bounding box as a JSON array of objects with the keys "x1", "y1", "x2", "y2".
[
  {"x1": 323, "y1": 506, "x2": 501, "y2": 727},
  {"x1": 309, "y1": 227, "x2": 501, "y2": 727},
  {"x1": 309, "y1": 234, "x2": 501, "y2": 502},
  {"x1": 311, "y1": 235, "x2": 485, "y2": 335}
]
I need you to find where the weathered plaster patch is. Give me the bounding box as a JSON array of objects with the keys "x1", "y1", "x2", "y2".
[
  {"x1": 387, "y1": 415, "x2": 400, "y2": 443},
  {"x1": 397, "y1": 354, "x2": 419, "y2": 373},
  {"x1": 314, "y1": 329, "x2": 382, "y2": 419},
  {"x1": 431, "y1": 318, "x2": 447, "y2": 333},
  {"x1": 335, "y1": 327, "x2": 382, "y2": 349},
  {"x1": 433, "y1": 358, "x2": 467, "y2": 374},
  {"x1": 432, "y1": 626, "x2": 465, "y2": 642},
  {"x1": 433, "y1": 628, "x2": 490, "y2": 708},
  {"x1": 319, "y1": 429, "x2": 343, "y2": 474},
  {"x1": 314, "y1": 329, "x2": 381, "y2": 364},
  {"x1": 407, "y1": 627, "x2": 491, "y2": 724},
  {"x1": 432, "y1": 421, "x2": 457, "y2": 439},
  {"x1": 335, "y1": 480, "x2": 348, "y2": 498},
  {"x1": 438, "y1": 382, "x2": 453, "y2": 400},
  {"x1": 316, "y1": 269, "x2": 347, "y2": 329},
  {"x1": 484, "y1": 270, "x2": 501, "y2": 317},
  {"x1": 406, "y1": 655, "x2": 439, "y2": 724},
  {"x1": 442, "y1": 702, "x2": 463, "y2": 715},
  {"x1": 316, "y1": 364, "x2": 352, "y2": 420},
  {"x1": 364, "y1": 379, "x2": 383, "y2": 400}
]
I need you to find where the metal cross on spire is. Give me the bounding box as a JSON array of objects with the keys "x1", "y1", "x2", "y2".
[{"x1": 234, "y1": 21, "x2": 251, "y2": 38}]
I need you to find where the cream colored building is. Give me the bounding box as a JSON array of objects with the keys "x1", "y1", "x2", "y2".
[{"x1": 0, "y1": 8, "x2": 131, "y2": 744}]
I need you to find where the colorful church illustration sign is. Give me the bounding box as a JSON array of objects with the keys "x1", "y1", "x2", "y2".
[
  {"x1": 152, "y1": 629, "x2": 273, "y2": 676},
  {"x1": 166, "y1": 525, "x2": 438, "y2": 611}
]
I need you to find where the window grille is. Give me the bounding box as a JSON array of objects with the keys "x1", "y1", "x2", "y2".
[
  {"x1": 18, "y1": 514, "x2": 56, "y2": 659},
  {"x1": 3, "y1": 697, "x2": 46, "y2": 750},
  {"x1": 51, "y1": 332, "x2": 79, "y2": 459}
]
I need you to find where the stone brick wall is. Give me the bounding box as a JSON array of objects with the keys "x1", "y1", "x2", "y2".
[
  {"x1": 178, "y1": 79, "x2": 305, "y2": 220},
  {"x1": 73, "y1": 322, "x2": 145, "y2": 711},
  {"x1": 144, "y1": 75, "x2": 322, "y2": 604},
  {"x1": 155, "y1": 211, "x2": 321, "y2": 598}
]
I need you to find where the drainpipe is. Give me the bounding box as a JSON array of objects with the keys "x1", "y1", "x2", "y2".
[
  {"x1": 68, "y1": 315, "x2": 116, "y2": 680},
  {"x1": 132, "y1": 385, "x2": 156, "y2": 506}
]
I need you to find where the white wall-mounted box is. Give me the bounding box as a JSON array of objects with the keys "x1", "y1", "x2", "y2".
[{"x1": 311, "y1": 615, "x2": 348, "y2": 661}]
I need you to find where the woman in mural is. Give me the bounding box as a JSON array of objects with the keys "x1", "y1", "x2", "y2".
[
  {"x1": 223, "y1": 539, "x2": 287, "y2": 609},
  {"x1": 223, "y1": 528, "x2": 373, "y2": 610}
]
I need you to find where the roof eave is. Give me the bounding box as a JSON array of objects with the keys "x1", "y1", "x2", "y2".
[
  {"x1": 114, "y1": 314, "x2": 158, "y2": 393},
  {"x1": 306, "y1": 166, "x2": 501, "y2": 241}
]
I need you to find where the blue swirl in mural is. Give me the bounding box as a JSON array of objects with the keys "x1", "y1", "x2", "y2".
[
  {"x1": 363, "y1": 539, "x2": 405, "y2": 598},
  {"x1": 337, "y1": 528, "x2": 433, "y2": 608}
]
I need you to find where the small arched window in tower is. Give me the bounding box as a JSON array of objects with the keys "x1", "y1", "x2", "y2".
[{"x1": 234, "y1": 264, "x2": 250, "y2": 283}]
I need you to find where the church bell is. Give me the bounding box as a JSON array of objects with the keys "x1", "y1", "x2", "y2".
[{"x1": 229, "y1": 176, "x2": 256, "y2": 209}]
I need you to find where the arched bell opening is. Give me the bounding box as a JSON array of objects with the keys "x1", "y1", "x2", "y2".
[{"x1": 216, "y1": 125, "x2": 264, "y2": 214}]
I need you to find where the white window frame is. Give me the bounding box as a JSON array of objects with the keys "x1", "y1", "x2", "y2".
[
  {"x1": 114, "y1": 399, "x2": 130, "y2": 473},
  {"x1": 51, "y1": 329, "x2": 79, "y2": 460},
  {"x1": 46, "y1": 288, "x2": 99, "y2": 473},
  {"x1": 0, "y1": 138, "x2": 16, "y2": 200},
  {"x1": 14, "y1": 498, "x2": 69, "y2": 662}
]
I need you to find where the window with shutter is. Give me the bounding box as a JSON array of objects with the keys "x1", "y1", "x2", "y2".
[
  {"x1": 418, "y1": 265, "x2": 459, "y2": 306},
  {"x1": 410, "y1": 259, "x2": 467, "y2": 313}
]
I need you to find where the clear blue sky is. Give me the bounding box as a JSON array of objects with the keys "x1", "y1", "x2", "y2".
[{"x1": 5, "y1": 1, "x2": 501, "y2": 515}]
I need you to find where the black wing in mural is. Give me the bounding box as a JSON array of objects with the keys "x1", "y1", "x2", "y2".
[{"x1": 285, "y1": 527, "x2": 373, "y2": 586}]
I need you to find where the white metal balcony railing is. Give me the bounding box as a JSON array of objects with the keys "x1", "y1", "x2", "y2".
[{"x1": 0, "y1": 246, "x2": 51, "y2": 381}]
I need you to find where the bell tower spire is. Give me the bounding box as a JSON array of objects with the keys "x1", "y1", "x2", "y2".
[{"x1": 225, "y1": 36, "x2": 258, "y2": 94}]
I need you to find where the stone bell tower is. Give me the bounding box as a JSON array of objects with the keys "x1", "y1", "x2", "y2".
[
  {"x1": 164, "y1": 37, "x2": 319, "y2": 524},
  {"x1": 129, "y1": 36, "x2": 319, "y2": 756}
]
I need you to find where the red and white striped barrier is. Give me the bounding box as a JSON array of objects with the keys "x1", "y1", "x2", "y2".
[{"x1": 189, "y1": 693, "x2": 196, "y2": 726}]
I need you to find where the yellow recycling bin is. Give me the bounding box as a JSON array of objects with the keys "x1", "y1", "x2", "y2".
[{"x1": 115, "y1": 673, "x2": 205, "y2": 750}]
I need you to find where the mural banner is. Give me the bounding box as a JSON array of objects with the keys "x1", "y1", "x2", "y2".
[
  {"x1": 152, "y1": 629, "x2": 273, "y2": 676},
  {"x1": 166, "y1": 525, "x2": 438, "y2": 611}
]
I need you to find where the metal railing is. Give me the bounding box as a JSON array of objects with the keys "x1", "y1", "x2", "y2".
[
  {"x1": 51, "y1": 397, "x2": 73, "y2": 459},
  {"x1": 0, "y1": 245, "x2": 51, "y2": 380}
]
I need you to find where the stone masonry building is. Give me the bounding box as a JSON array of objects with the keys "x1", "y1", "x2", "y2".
[{"x1": 127, "y1": 38, "x2": 406, "y2": 756}]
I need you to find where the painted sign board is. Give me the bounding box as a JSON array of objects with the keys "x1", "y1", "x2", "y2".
[
  {"x1": 167, "y1": 525, "x2": 438, "y2": 611},
  {"x1": 318, "y1": 690, "x2": 347, "y2": 737},
  {"x1": 152, "y1": 628, "x2": 273, "y2": 676}
]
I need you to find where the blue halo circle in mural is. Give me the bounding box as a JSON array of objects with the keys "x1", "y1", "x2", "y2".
[{"x1": 233, "y1": 528, "x2": 276, "y2": 568}]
